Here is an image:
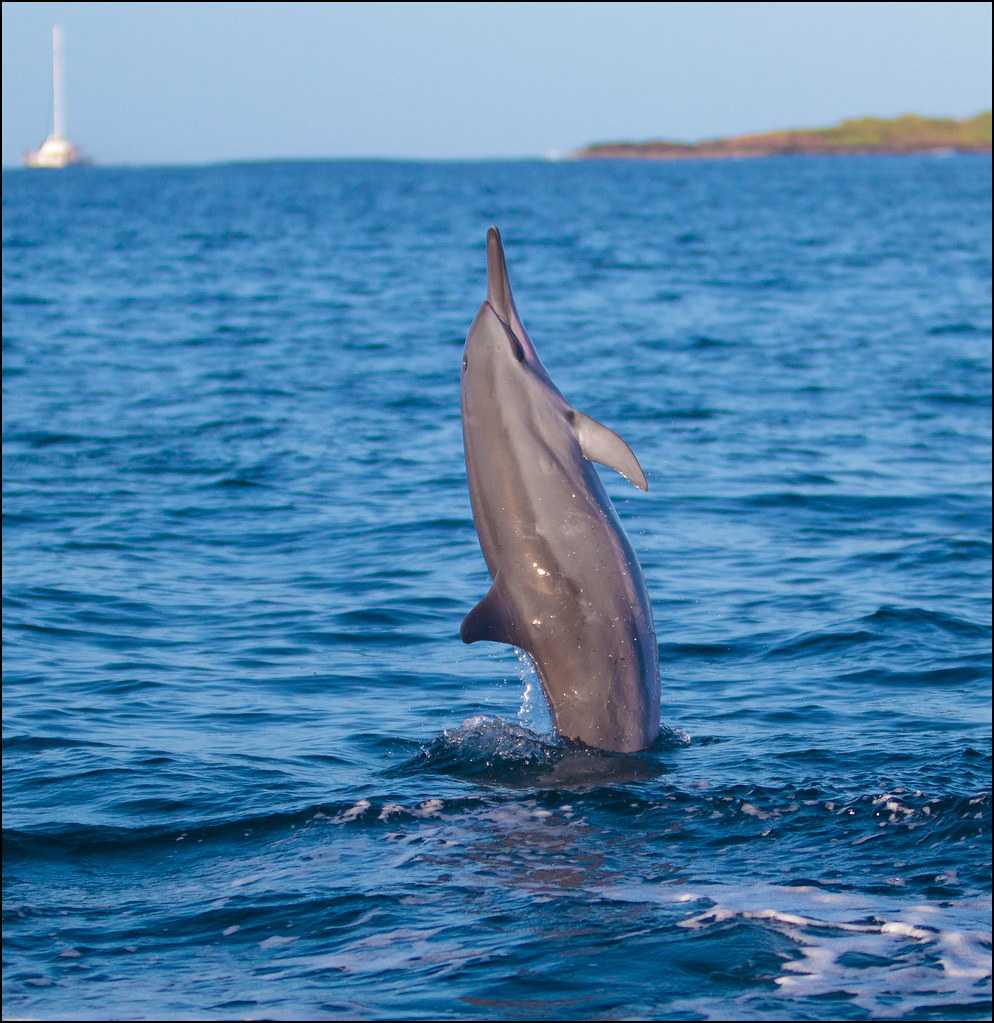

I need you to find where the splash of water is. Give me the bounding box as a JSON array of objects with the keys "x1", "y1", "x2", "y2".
[
  {"x1": 515, "y1": 648, "x2": 553, "y2": 735},
  {"x1": 515, "y1": 648, "x2": 686, "y2": 749}
]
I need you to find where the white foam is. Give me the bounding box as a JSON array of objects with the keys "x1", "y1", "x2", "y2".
[
  {"x1": 938, "y1": 929, "x2": 992, "y2": 979},
  {"x1": 378, "y1": 803, "x2": 404, "y2": 821},
  {"x1": 880, "y1": 921, "x2": 931, "y2": 940},
  {"x1": 412, "y1": 798, "x2": 443, "y2": 818},
  {"x1": 335, "y1": 799, "x2": 371, "y2": 823},
  {"x1": 595, "y1": 880, "x2": 992, "y2": 1016},
  {"x1": 740, "y1": 801, "x2": 769, "y2": 819}
]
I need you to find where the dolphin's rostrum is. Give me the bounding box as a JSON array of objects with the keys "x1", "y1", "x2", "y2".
[{"x1": 460, "y1": 227, "x2": 660, "y2": 753}]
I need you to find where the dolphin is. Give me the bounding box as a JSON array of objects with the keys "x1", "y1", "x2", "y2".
[{"x1": 460, "y1": 226, "x2": 660, "y2": 753}]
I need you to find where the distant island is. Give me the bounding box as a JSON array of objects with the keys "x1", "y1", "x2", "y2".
[{"x1": 575, "y1": 112, "x2": 992, "y2": 160}]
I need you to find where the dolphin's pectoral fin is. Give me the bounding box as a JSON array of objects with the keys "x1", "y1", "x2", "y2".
[
  {"x1": 461, "y1": 582, "x2": 519, "y2": 647},
  {"x1": 573, "y1": 411, "x2": 649, "y2": 491}
]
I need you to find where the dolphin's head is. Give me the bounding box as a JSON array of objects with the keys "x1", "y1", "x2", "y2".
[{"x1": 461, "y1": 227, "x2": 560, "y2": 406}]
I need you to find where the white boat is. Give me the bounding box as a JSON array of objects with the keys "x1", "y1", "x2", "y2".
[{"x1": 24, "y1": 25, "x2": 87, "y2": 168}]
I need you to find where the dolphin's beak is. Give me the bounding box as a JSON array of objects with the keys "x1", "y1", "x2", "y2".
[
  {"x1": 484, "y1": 226, "x2": 541, "y2": 365},
  {"x1": 486, "y1": 226, "x2": 515, "y2": 325}
]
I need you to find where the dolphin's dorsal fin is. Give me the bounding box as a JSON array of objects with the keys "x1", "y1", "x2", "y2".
[
  {"x1": 461, "y1": 579, "x2": 519, "y2": 647},
  {"x1": 573, "y1": 411, "x2": 648, "y2": 491}
]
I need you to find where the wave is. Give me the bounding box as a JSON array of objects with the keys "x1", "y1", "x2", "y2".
[
  {"x1": 7, "y1": 729, "x2": 986, "y2": 870},
  {"x1": 393, "y1": 715, "x2": 688, "y2": 787},
  {"x1": 596, "y1": 880, "x2": 992, "y2": 1019}
]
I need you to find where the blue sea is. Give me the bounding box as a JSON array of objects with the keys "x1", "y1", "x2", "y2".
[{"x1": 3, "y1": 155, "x2": 991, "y2": 1021}]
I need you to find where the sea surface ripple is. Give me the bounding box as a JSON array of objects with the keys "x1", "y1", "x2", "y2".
[{"x1": 3, "y1": 155, "x2": 991, "y2": 1020}]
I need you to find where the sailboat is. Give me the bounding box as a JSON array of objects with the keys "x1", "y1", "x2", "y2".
[{"x1": 24, "y1": 25, "x2": 87, "y2": 168}]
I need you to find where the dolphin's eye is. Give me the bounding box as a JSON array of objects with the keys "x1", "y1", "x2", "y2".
[
  {"x1": 462, "y1": 354, "x2": 468, "y2": 372},
  {"x1": 510, "y1": 335, "x2": 526, "y2": 362}
]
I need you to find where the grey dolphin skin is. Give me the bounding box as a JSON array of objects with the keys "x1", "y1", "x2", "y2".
[{"x1": 460, "y1": 227, "x2": 660, "y2": 753}]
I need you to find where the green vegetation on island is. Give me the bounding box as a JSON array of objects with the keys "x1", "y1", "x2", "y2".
[{"x1": 576, "y1": 112, "x2": 992, "y2": 160}]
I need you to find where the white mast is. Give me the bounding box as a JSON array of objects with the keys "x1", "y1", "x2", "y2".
[
  {"x1": 24, "y1": 22, "x2": 81, "y2": 166},
  {"x1": 52, "y1": 24, "x2": 65, "y2": 139}
]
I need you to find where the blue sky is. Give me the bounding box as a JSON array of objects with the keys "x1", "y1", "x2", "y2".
[{"x1": 3, "y1": 2, "x2": 991, "y2": 166}]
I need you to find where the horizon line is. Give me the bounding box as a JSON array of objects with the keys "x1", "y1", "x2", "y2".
[
  {"x1": 2, "y1": 153, "x2": 559, "y2": 172},
  {"x1": 6, "y1": 147, "x2": 993, "y2": 173}
]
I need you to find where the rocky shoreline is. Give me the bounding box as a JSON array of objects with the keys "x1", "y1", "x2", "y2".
[{"x1": 575, "y1": 112, "x2": 992, "y2": 160}]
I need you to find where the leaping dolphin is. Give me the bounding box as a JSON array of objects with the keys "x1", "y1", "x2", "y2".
[{"x1": 460, "y1": 227, "x2": 660, "y2": 753}]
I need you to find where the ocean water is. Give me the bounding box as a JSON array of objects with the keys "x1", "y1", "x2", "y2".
[{"x1": 2, "y1": 155, "x2": 991, "y2": 1021}]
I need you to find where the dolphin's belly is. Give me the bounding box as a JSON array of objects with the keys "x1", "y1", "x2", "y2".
[
  {"x1": 520, "y1": 517, "x2": 658, "y2": 752},
  {"x1": 468, "y1": 437, "x2": 659, "y2": 751}
]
